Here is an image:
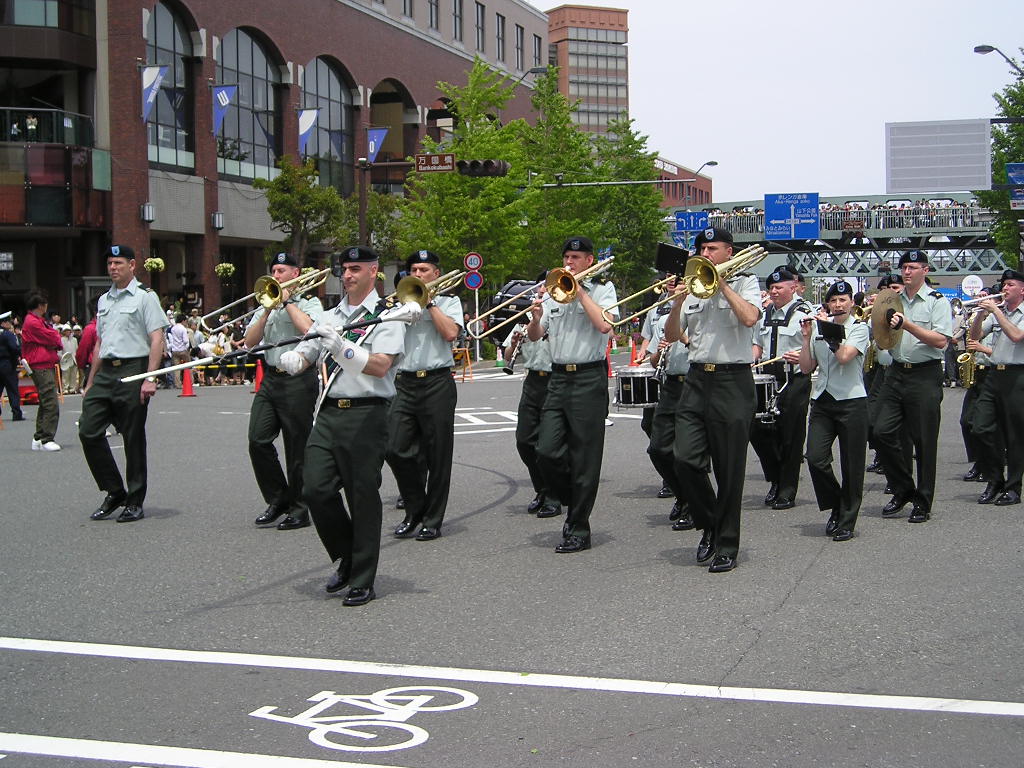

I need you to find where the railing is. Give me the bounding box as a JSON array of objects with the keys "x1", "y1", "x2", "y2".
[
  {"x1": 1, "y1": 107, "x2": 94, "y2": 147},
  {"x1": 703, "y1": 205, "x2": 989, "y2": 236}
]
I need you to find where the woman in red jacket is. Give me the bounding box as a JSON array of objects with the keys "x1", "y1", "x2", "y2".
[{"x1": 21, "y1": 289, "x2": 63, "y2": 451}]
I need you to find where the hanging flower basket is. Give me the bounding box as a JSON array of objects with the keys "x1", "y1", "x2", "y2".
[
  {"x1": 143, "y1": 257, "x2": 165, "y2": 273},
  {"x1": 214, "y1": 262, "x2": 236, "y2": 279}
]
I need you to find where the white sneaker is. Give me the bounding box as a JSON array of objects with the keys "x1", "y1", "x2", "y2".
[
  {"x1": 39, "y1": 441, "x2": 61, "y2": 451},
  {"x1": 31, "y1": 439, "x2": 41, "y2": 450}
]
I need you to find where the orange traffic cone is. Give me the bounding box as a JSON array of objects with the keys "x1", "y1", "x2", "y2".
[
  {"x1": 253, "y1": 359, "x2": 264, "y2": 393},
  {"x1": 179, "y1": 366, "x2": 197, "y2": 398}
]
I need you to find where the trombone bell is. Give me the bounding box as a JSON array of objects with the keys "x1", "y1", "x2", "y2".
[{"x1": 545, "y1": 268, "x2": 579, "y2": 304}]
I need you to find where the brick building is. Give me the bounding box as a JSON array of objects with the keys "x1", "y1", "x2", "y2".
[{"x1": 0, "y1": 0, "x2": 547, "y2": 318}]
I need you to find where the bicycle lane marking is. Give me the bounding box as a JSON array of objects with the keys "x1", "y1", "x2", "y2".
[{"x1": 2, "y1": 636, "x2": 1023, "y2": 718}]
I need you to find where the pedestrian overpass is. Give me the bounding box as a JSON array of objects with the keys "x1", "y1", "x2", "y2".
[{"x1": 668, "y1": 192, "x2": 1009, "y2": 280}]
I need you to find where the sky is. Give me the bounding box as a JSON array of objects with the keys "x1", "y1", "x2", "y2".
[{"x1": 529, "y1": 0, "x2": 1024, "y2": 203}]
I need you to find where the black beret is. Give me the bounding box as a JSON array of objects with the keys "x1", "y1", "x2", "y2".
[
  {"x1": 105, "y1": 244, "x2": 135, "y2": 261},
  {"x1": 825, "y1": 280, "x2": 854, "y2": 301},
  {"x1": 393, "y1": 269, "x2": 408, "y2": 288},
  {"x1": 898, "y1": 251, "x2": 929, "y2": 267},
  {"x1": 406, "y1": 250, "x2": 441, "y2": 270},
  {"x1": 1000, "y1": 268, "x2": 1024, "y2": 284},
  {"x1": 765, "y1": 267, "x2": 799, "y2": 287},
  {"x1": 877, "y1": 275, "x2": 898, "y2": 289},
  {"x1": 337, "y1": 245, "x2": 379, "y2": 263},
  {"x1": 693, "y1": 227, "x2": 733, "y2": 248},
  {"x1": 990, "y1": 283, "x2": 1003, "y2": 295},
  {"x1": 562, "y1": 236, "x2": 594, "y2": 254},
  {"x1": 271, "y1": 252, "x2": 299, "y2": 268}
]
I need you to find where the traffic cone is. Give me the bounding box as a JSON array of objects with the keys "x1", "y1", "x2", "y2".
[
  {"x1": 607, "y1": 340, "x2": 614, "y2": 378},
  {"x1": 496, "y1": 345, "x2": 504, "y2": 368},
  {"x1": 178, "y1": 366, "x2": 197, "y2": 398},
  {"x1": 252, "y1": 359, "x2": 264, "y2": 393},
  {"x1": 629, "y1": 336, "x2": 639, "y2": 366}
]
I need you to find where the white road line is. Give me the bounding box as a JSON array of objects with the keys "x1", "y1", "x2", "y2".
[
  {"x1": 0, "y1": 733, "x2": 403, "y2": 768},
  {"x1": 1, "y1": 637, "x2": 1021, "y2": 718},
  {"x1": 454, "y1": 426, "x2": 518, "y2": 435}
]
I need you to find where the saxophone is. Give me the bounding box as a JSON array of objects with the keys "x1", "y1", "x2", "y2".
[{"x1": 957, "y1": 352, "x2": 976, "y2": 388}]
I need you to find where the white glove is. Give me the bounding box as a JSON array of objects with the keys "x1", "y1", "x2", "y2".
[
  {"x1": 314, "y1": 321, "x2": 343, "y2": 356},
  {"x1": 383, "y1": 301, "x2": 423, "y2": 324},
  {"x1": 333, "y1": 338, "x2": 370, "y2": 374},
  {"x1": 279, "y1": 350, "x2": 306, "y2": 375}
]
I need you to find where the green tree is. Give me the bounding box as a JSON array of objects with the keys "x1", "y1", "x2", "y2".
[
  {"x1": 253, "y1": 156, "x2": 346, "y2": 260},
  {"x1": 975, "y1": 52, "x2": 1024, "y2": 268}
]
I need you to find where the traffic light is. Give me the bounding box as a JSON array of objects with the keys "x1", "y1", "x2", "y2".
[{"x1": 456, "y1": 159, "x2": 510, "y2": 177}]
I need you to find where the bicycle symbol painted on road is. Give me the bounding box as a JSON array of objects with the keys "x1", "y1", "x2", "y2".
[{"x1": 249, "y1": 686, "x2": 479, "y2": 752}]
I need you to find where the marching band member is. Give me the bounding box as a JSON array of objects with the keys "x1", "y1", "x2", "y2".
[
  {"x1": 640, "y1": 303, "x2": 674, "y2": 499},
  {"x1": 798, "y1": 280, "x2": 869, "y2": 541},
  {"x1": 750, "y1": 266, "x2": 813, "y2": 510},
  {"x1": 244, "y1": 252, "x2": 323, "y2": 531},
  {"x1": 280, "y1": 246, "x2": 410, "y2": 607},
  {"x1": 387, "y1": 250, "x2": 463, "y2": 542},
  {"x1": 958, "y1": 286, "x2": 998, "y2": 484},
  {"x1": 969, "y1": 269, "x2": 1024, "y2": 507},
  {"x1": 527, "y1": 236, "x2": 617, "y2": 553},
  {"x1": 664, "y1": 228, "x2": 761, "y2": 573},
  {"x1": 874, "y1": 252, "x2": 952, "y2": 524}
]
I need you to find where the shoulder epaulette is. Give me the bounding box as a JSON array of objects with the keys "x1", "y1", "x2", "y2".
[{"x1": 929, "y1": 290, "x2": 943, "y2": 299}]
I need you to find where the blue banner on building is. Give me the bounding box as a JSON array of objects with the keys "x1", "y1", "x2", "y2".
[
  {"x1": 366, "y1": 127, "x2": 388, "y2": 163},
  {"x1": 141, "y1": 65, "x2": 168, "y2": 122},
  {"x1": 298, "y1": 109, "x2": 319, "y2": 155},
  {"x1": 212, "y1": 85, "x2": 237, "y2": 134}
]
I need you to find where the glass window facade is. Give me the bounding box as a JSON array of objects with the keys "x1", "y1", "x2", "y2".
[
  {"x1": 452, "y1": 0, "x2": 462, "y2": 41},
  {"x1": 494, "y1": 13, "x2": 505, "y2": 62},
  {"x1": 428, "y1": 0, "x2": 438, "y2": 29},
  {"x1": 403, "y1": 0, "x2": 413, "y2": 17},
  {"x1": 514, "y1": 24, "x2": 524, "y2": 71},
  {"x1": 215, "y1": 29, "x2": 280, "y2": 181},
  {"x1": 3, "y1": 0, "x2": 94, "y2": 35},
  {"x1": 474, "y1": 2, "x2": 485, "y2": 53},
  {"x1": 301, "y1": 57, "x2": 354, "y2": 197},
  {"x1": 532, "y1": 34, "x2": 542, "y2": 67},
  {"x1": 145, "y1": 1, "x2": 194, "y2": 170}
]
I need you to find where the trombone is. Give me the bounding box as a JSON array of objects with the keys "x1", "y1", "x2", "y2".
[
  {"x1": 680, "y1": 244, "x2": 769, "y2": 299},
  {"x1": 381, "y1": 269, "x2": 466, "y2": 309},
  {"x1": 199, "y1": 266, "x2": 332, "y2": 332},
  {"x1": 601, "y1": 275, "x2": 678, "y2": 328},
  {"x1": 467, "y1": 257, "x2": 615, "y2": 340}
]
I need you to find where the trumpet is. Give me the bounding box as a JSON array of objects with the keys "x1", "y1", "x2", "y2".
[
  {"x1": 852, "y1": 305, "x2": 872, "y2": 321},
  {"x1": 199, "y1": 266, "x2": 332, "y2": 332},
  {"x1": 959, "y1": 295, "x2": 1004, "y2": 310},
  {"x1": 467, "y1": 257, "x2": 614, "y2": 340},
  {"x1": 681, "y1": 245, "x2": 769, "y2": 299}
]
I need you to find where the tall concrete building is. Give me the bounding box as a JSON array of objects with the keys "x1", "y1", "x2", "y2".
[{"x1": 545, "y1": 4, "x2": 628, "y2": 134}]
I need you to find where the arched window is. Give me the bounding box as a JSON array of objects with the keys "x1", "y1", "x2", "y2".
[
  {"x1": 216, "y1": 28, "x2": 280, "y2": 181},
  {"x1": 145, "y1": 1, "x2": 194, "y2": 169},
  {"x1": 300, "y1": 57, "x2": 354, "y2": 196}
]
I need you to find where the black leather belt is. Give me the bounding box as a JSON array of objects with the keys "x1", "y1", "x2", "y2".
[
  {"x1": 896, "y1": 360, "x2": 941, "y2": 369},
  {"x1": 322, "y1": 396, "x2": 389, "y2": 409},
  {"x1": 103, "y1": 356, "x2": 147, "y2": 367},
  {"x1": 399, "y1": 367, "x2": 452, "y2": 379},
  {"x1": 697, "y1": 363, "x2": 749, "y2": 372},
  {"x1": 552, "y1": 360, "x2": 605, "y2": 373}
]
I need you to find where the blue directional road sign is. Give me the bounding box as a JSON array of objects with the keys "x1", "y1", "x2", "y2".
[
  {"x1": 764, "y1": 193, "x2": 820, "y2": 241},
  {"x1": 674, "y1": 211, "x2": 709, "y2": 231},
  {"x1": 671, "y1": 231, "x2": 691, "y2": 249},
  {"x1": 1007, "y1": 163, "x2": 1024, "y2": 211}
]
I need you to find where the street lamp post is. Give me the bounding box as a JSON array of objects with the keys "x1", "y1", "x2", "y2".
[
  {"x1": 974, "y1": 45, "x2": 1024, "y2": 77},
  {"x1": 688, "y1": 160, "x2": 718, "y2": 207}
]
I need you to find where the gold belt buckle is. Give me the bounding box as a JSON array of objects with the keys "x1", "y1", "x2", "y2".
[
  {"x1": 565, "y1": 364, "x2": 577, "y2": 372},
  {"x1": 336, "y1": 399, "x2": 351, "y2": 408},
  {"x1": 676, "y1": 375, "x2": 686, "y2": 382},
  {"x1": 416, "y1": 370, "x2": 427, "y2": 378},
  {"x1": 997, "y1": 364, "x2": 1007, "y2": 371},
  {"x1": 703, "y1": 363, "x2": 716, "y2": 372},
  {"x1": 111, "y1": 359, "x2": 122, "y2": 367},
  {"x1": 902, "y1": 363, "x2": 913, "y2": 369},
  {"x1": 538, "y1": 371, "x2": 548, "y2": 377}
]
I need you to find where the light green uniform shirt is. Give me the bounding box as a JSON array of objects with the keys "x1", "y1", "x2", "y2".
[
  {"x1": 503, "y1": 324, "x2": 552, "y2": 372},
  {"x1": 809, "y1": 316, "x2": 869, "y2": 400},
  {"x1": 398, "y1": 295, "x2": 463, "y2": 372},
  {"x1": 246, "y1": 296, "x2": 324, "y2": 367},
  {"x1": 650, "y1": 311, "x2": 689, "y2": 376},
  {"x1": 679, "y1": 274, "x2": 761, "y2": 364},
  {"x1": 981, "y1": 304, "x2": 1024, "y2": 365},
  {"x1": 96, "y1": 278, "x2": 169, "y2": 358},
  {"x1": 754, "y1": 297, "x2": 813, "y2": 360},
  {"x1": 892, "y1": 289, "x2": 953, "y2": 363},
  {"x1": 539, "y1": 279, "x2": 618, "y2": 364}
]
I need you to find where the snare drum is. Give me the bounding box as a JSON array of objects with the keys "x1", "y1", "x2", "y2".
[
  {"x1": 753, "y1": 373, "x2": 779, "y2": 422},
  {"x1": 614, "y1": 367, "x2": 660, "y2": 409}
]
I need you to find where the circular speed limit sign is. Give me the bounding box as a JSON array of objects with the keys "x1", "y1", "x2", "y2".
[{"x1": 464, "y1": 252, "x2": 483, "y2": 271}]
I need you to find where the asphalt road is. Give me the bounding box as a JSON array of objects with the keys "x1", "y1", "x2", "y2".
[{"x1": 1, "y1": 358, "x2": 1023, "y2": 767}]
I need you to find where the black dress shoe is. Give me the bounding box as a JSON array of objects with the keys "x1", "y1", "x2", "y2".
[
  {"x1": 671, "y1": 512, "x2": 695, "y2": 531},
  {"x1": 696, "y1": 530, "x2": 715, "y2": 563},
  {"x1": 90, "y1": 490, "x2": 127, "y2": 520},
  {"x1": 527, "y1": 493, "x2": 544, "y2": 513},
  {"x1": 115, "y1": 505, "x2": 144, "y2": 523},
  {"x1": 832, "y1": 528, "x2": 854, "y2": 542},
  {"x1": 12, "y1": 414, "x2": 25, "y2": 421},
  {"x1": 978, "y1": 482, "x2": 1003, "y2": 505},
  {"x1": 708, "y1": 554, "x2": 736, "y2": 573},
  {"x1": 882, "y1": 495, "x2": 908, "y2": 516},
  {"x1": 657, "y1": 483, "x2": 673, "y2": 499},
  {"x1": 907, "y1": 503, "x2": 930, "y2": 523},
  {"x1": 825, "y1": 512, "x2": 839, "y2": 537},
  {"x1": 395, "y1": 496, "x2": 405, "y2": 510},
  {"x1": 865, "y1": 457, "x2": 883, "y2": 474},
  {"x1": 963, "y1": 465, "x2": 983, "y2": 482},
  {"x1": 884, "y1": 483, "x2": 894, "y2": 495},
  {"x1": 772, "y1": 497, "x2": 795, "y2": 510},
  {"x1": 393, "y1": 519, "x2": 420, "y2": 537},
  {"x1": 995, "y1": 489, "x2": 1021, "y2": 506},
  {"x1": 342, "y1": 586, "x2": 375, "y2": 606},
  {"x1": 254, "y1": 504, "x2": 287, "y2": 526},
  {"x1": 325, "y1": 562, "x2": 351, "y2": 594},
  {"x1": 763, "y1": 482, "x2": 779, "y2": 506},
  {"x1": 555, "y1": 534, "x2": 590, "y2": 553},
  {"x1": 415, "y1": 526, "x2": 441, "y2": 541},
  {"x1": 668, "y1": 501, "x2": 685, "y2": 521},
  {"x1": 277, "y1": 513, "x2": 310, "y2": 530},
  {"x1": 536, "y1": 501, "x2": 561, "y2": 518}
]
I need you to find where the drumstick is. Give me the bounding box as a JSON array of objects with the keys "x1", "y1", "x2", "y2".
[{"x1": 752, "y1": 354, "x2": 788, "y2": 369}]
